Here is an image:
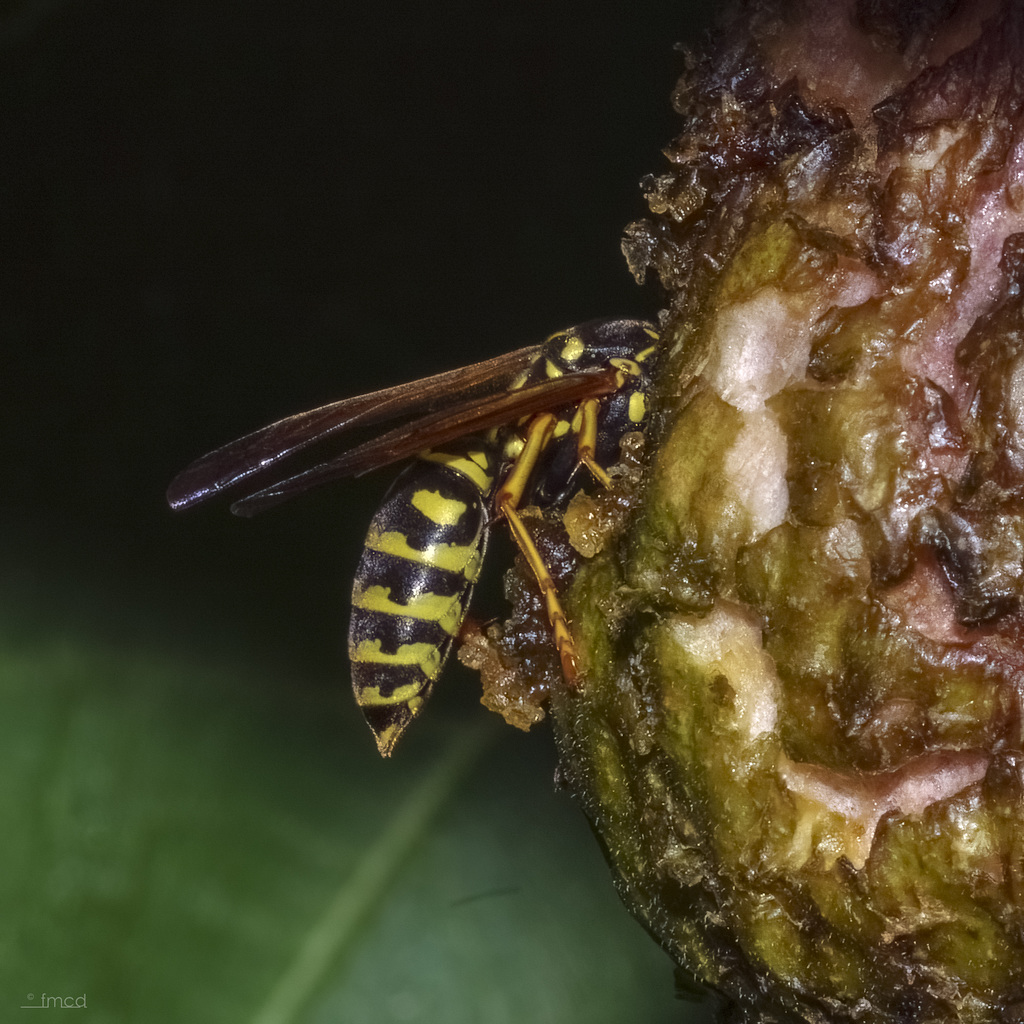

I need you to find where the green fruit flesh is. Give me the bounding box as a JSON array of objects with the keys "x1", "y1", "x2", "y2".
[{"x1": 554, "y1": 4, "x2": 1024, "y2": 1021}]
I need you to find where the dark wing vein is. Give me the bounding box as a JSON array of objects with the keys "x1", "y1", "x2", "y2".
[
  {"x1": 230, "y1": 366, "x2": 622, "y2": 517},
  {"x1": 166, "y1": 344, "x2": 541, "y2": 509}
]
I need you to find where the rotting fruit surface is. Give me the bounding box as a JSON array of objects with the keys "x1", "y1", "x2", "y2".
[{"x1": 548, "y1": 3, "x2": 1024, "y2": 1022}]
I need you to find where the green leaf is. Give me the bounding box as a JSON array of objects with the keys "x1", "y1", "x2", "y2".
[{"x1": 0, "y1": 579, "x2": 718, "y2": 1024}]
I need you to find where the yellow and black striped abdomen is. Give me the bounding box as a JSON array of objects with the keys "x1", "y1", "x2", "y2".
[{"x1": 348, "y1": 444, "x2": 496, "y2": 756}]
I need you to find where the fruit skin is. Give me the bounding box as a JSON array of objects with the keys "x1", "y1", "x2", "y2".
[{"x1": 551, "y1": 3, "x2": 1024, "y2": 1021}]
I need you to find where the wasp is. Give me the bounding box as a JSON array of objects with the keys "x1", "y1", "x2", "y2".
[{"x1": 167, "y1": 318, "x2": 659, "y2": 755}]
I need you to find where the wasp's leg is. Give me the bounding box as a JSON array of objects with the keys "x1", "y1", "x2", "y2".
[
  {"x1": 495, "y1": 412, "x2": 580, "y2": 685},
  {"x1": 494, "y1": 412, "x2": 555, "y2": 512},
  {"x1": 572, "y1": 397, "x2": 613, "y2": 489},
  {"x1": 501, "y1": 502, "x2": 580, "y2": 684}
]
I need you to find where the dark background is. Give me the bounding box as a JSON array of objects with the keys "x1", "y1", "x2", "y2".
[
  {"x1": 1, "y1": 3, "x2": 717, "y2": 1018},
  {"x1": 2, "y1": 0, "x2": 712, "y2": 679}
]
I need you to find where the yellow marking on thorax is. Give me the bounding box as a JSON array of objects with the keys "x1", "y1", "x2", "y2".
[
  {"x1": 559, "y1": 333, "x2": 585, "y2": 363},
  {"x1": 637, "y1": 343, "x2": 658, "y2": 362},
  {"x1": 365, "y1": 524, "x2": 480, "y2": 574},
  {"x1": 553, "y1": 418, "x2": 571, "y2": 438},
  {"x1": 545, "y1": 358, "x2": 562, "y2": 379},
  {"x1": 503, "y1": 434, "x2": 525, "y2": 460},
  {"x1": 351, "y1": 639, "x2": 442, "y2": 682},
  {"x1": 411, "y1": 488, "x2": 468, "y2": 526},
  {"x1": 419, "y1": 449, "x2": 494, "y2": 492},
  {"x1": 609, "y1": 357, "x2": 640, "y2": 376},
  {"x1": 628, "y1": 391, "x2": 647, "y2": 423},
  {"x1": 352, "y1": 584, "x2": 464, "y2": 635}
]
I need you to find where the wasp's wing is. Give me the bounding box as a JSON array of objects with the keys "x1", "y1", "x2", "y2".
[
  {"x1": 166, "y1": 344, "x2": 542, "y2": 510},
  {"x1": 230, "y1": 366, "x2": 622, "y2": 517}
]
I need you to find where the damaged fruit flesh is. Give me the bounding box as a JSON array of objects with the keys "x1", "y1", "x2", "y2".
[{"x1": 549, "y1": 3, "x2": 1024, "y2": 1022}]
